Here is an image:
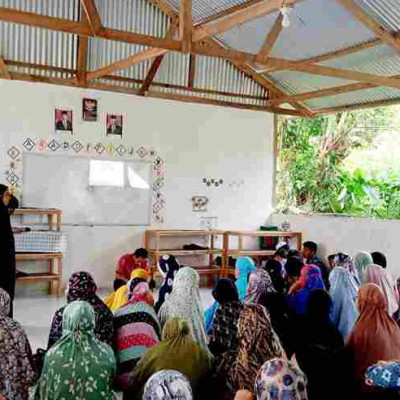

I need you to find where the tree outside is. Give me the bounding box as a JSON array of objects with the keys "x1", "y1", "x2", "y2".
[{"x1": 276, "y1": 105, "x2": 400, "y2": 219}]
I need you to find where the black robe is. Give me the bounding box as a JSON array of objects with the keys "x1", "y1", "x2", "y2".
[{"x1": 0, "y1": 203, "x2": 15, "y2": 316}]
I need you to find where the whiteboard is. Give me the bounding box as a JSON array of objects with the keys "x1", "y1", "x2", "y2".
[{"x1": 22, "y1": 153, "x2": 152, "y2": 225}]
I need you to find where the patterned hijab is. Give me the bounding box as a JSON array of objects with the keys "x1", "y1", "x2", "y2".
[
  {"x1": 35, "y1": 301, "x2": 116, "y2": 400},
  {"x1": 218, "y1": 304, "x2": 285, "y2": 393},
  {"x1": 235, "y1": 257, "x2": 257, "y2": 301},
  {"x1": 48, "y1": 272, "x2": 114, "y2": 348},
  {"x1": 245, "y1": 269, "x2": 275, "y2": 303},
  {"x1": 143, "y1": 370, "x2": 193, "y2": 400},
  {"x1": 158, "y1": 267, "x2": 209, "y2": 354},
  {"x1": 129, "y1": 318, "x2": 210, "y2": 398},
  {"x1": 329, "y1": 267, "x2": 359, "y2": 340},
  {"x1": 346, "y1": 284, "x2": 400, "y2": 393},
  {"x1": 0, "y1": 288, "x2": 36, "y2": 400},
  {"x1": 128, "y1": 280, "x2": 154, "y2": 306},
  {"x1": 255, "y1": 358, "x2": 308, "y2": 400},
  {"x1": 354, "y1": 251, "x2": 373, "y2": 281},
  {"x1": 363, "y1": 264, "x2": 399, "y2": 316},
  {"x1": 334, "y1": 253, "x2": 358, "y2": 280}
]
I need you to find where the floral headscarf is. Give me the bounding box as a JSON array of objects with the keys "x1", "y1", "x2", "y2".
[
  {"x1": 158, "y1": 267, "x2": 209, "y2": 354},
  {"x1": 35, "y1": 301, "x2": 116, "y2": 400},
  {"x1": 0, "y1": 288, "x2": 36, "y2": 400},
  {"x1": 48, "y1": 272, "x2": 114, "y2": 348},
  {"x1": 255, "y1": 358, "x2": 308, "y2": 400},
  {"x1": 128, "y1": 281, "x2": 154, "y2": 306},
  {"x1": 245, "y1": 269, "x2": 275, "y2": 303},
  {"x1": 143, "y1": 370, "x2": 193, "y2": 400},
  {"x1": 334, "y1": 253, "x2": 358, "y2": 279}
]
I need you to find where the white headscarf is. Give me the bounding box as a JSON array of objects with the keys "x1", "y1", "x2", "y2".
[{"x1": 158, "y1": 267, "x2": 209, "y2": 354}]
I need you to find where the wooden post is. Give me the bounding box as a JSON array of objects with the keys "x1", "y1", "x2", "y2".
[
  {"x1": 56, "y1": 213, "x2": 62, "y2": 231},
  {"x1": 222, "y1": 232, "x2": 229, "y2": 278}
]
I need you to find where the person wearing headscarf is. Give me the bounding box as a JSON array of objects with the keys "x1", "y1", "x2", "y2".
[
  {"x1": 371, "y1": 251, "x2": 388, "y2": 269},
  {"x1": 346, "y1": 284, "x2": 400, "y2": 398},
  {"x1": 48, "y1": 271, "x2": 114, "y2": 349},
  {"x1": 254, "y1": 358, "x2": 308, "y2": 400},
  {"x1": 142, "y1": 370, "x2": 193, "y2": 400},
  {"x1": 154, "y1": 255, "x2": 180, "y2": 313},
  {"x1": 114, "y1": 280, "x2": 160, "y2": 390},
  {"x1": 0, "y1": 288, "x2": 36, "y2": 399},
  {"x1": 258, "y1": 290, "x2": 295, "y2": 358},
  {"x1": 0, "y1": 184, "x2": 16, "y2": 317},
  {"x1": 354, "y1": 251, "x2": 373, "y2": 282},
  {"x1": 263, "y1": 259, "x2": 285, "y2": 294},
  {"x1": 235, "y1": 257, "x2": 257, "y2": 301},
  {"x1": 329, "y1": 267, "x2": 359, "y2": 340},
  {"x1": 286, "y1": 265, "x2": 325, "y2": 315},
  {"x1": 35, "y1": 301, "x2": 116, "y2": 400},
  {"x1": 333, "y1": 252, "x2": 359, "y2": 284},
  {"x1": 294, "y1": 289, "x2": 345, "y2": 400},
  {"x1": 245, "y1": 269, "x2": 275, "y2": 303},
  {"x1": 158, "y1": 267, "x2": 209, "y2": 354},
  {"x1": 208, "y1": 279, "x2": 244, "y2": 356},
  {"x1": 105, "y1": 268, "x2": 149, "y2": 312},
  {"x1": 217, "y1": 304, "x2": 285, "y2": 396},
  {"x1": 366, "y1": 361, "x2": 400, "y2": 391},
  {"x1": 127, "y1": 318, "x2": 211, "y2": 399},
  {"x1": 363, "y1": 264, "x2": 399, "y2": 316}
]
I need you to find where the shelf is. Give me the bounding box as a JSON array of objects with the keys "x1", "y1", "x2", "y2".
[
  {"x1": 13, "y1": 208, "x2": 62, "y2": 216},
  {"x1": 148, "y1": 248, "x2": 223, "y2": 256},
  {"x1": 16, "y1": 253, "x2": 62, "y2": 261},
  {"x1": 17, "y1": 273, "x2": 61, "y2": 282},
  {"x1": 145, "y1": 229, "x2": 225, "y2": 237},
  {"x1": 227, "y1": 250, "x2": 275, "y2": 256},
  {"x1": 225, "y1": 230, "x2": 301, "y2": 237}
]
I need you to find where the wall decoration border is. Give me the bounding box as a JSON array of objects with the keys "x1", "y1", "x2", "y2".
[{"x1": 5, "y1": 138, "x2": 166, "y2": 226}]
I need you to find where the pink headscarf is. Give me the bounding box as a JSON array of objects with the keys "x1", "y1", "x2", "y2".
[
  {"x1": 363, "y1": 264, "x2": 399, "y2": 316},
  {"x1": 128, "y1": 282, "x2": 154, "y2": 306}
]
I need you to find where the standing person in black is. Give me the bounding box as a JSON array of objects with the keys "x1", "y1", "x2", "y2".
[{"x1": 0, "y1": 184, "x2": 16, "y2": 317}]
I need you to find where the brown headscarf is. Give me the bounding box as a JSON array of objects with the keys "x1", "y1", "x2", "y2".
[
  {"x1": 218, "y1": 304, "x2": 286, "y2": 394},
  {"x1": 346, "y1": 283, "x2": 400, "y2": 393}
]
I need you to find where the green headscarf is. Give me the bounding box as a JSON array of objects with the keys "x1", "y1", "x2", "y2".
[
  {"x1": 354, "y1": 251, "x2": 373, "y2": 281},
  {"x1": 35, "y1": 301, "x2": 116, "y2": 400},
  {"x1": 128, "y1": 318, "x2": 211, "y2": 398}
]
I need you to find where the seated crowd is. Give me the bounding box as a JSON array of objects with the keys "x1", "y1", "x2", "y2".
[{"x1": 3, "y1": 244, "x2": 400, "y2": 399}]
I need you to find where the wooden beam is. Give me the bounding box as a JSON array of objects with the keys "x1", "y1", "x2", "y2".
[
  {"x1": 180, "y1": 0, "x2": 192, "y2": 53},
  {"x1": 142, "y1": 0, "x2": 177, "y2": 19},
  {"x1": 193, "y1": 0, "x2": 307, "y2": 42},
  {"x1": 256, "y1": 14, "x2": 283, "y2": 65},
  {"x1": 139, "y1": 55, "x2": 166, "y2": 95},
  {"x1": 266, "y1": 57, "x2": 400, "y2": 89},
  {"x1": 188, "y1": 54, "x2": 196, "y2": 88},
  {"x1": 334, "y1": 0, "x2": 400, "y2": 54},
  {"x1": 263, "y1": 37, "x2": 382, "y2": 73},
  {"x1": 0, "y1": 56, "x2": 12, "y2": 79},
  {"x1": 80, "y1": 0, "x2": 102, "y2": 35},
  {"x1": 76, "y1": 4, "x2": 89, "y2": 86},
  {"x1": 3, "y1": 60, "x2": 269, "y2": 100},
  {"x1": 0, "y1": 7, "x2": 91, "y2": 35},
  {"x1": 314, "y1": 97, "x2": 400, "y2": 115}
]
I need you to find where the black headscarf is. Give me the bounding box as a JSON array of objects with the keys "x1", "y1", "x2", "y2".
[
  {"x1": 0, "y1": 184, "x2": 16, "y2": 315},
  {"x1": 295, "y1": 289, "x2": 345, "y2": 400},
  {"x1": 371, "y1": 252, "x2": 387, "y2": 269},
  {"x1": 212, "y1": 279, "x2": 239, "y2": 303},
  {"x1": 264, "y1": 259, "x2": 285, "y2": 293}
]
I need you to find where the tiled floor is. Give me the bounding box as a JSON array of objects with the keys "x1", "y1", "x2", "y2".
[{"x1": 14, "y1": 288, "x2": 215, "y2": 352}]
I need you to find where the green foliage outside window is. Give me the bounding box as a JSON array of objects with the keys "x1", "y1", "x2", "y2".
[{"x1": 276, "y1": 106, "x2": 400, "y2": 219}]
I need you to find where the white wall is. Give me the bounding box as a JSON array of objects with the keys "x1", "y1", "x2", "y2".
[
  {"x1": 270, "y1": 213, "x2": 400, "y2": 279},
  {"x1": 0, "y1": 80, "x2": 274, "y2": 288}
]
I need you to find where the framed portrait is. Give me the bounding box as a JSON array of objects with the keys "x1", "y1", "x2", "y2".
[
  {"x1": 55, "y1": 109, "x2": 73, "y2": 135},
  {"x1": 82, "y1": 98, "x2": 98, "y2": 122},
  {"x1": 106, "y1": 114, "x2": 123, "y2": 137}
]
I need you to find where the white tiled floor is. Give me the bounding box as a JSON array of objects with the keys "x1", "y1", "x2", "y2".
[{"x1": 14, "y1": 288, "x2": 215, "y2": 352}]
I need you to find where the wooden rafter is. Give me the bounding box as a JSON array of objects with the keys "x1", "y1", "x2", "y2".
[
  {"x1": 188, "y1": 54, "x2": 196, "y2": 88},
  {"x1": 256, "y1": 14, "x2": 283, "y2": 65},
  {"x1": 76, "y1": 4, "x2": 90, "y2": 86},
  {"x1": 334, "y1": 0, "x2": 400, "y2": 54},
  {"x1": 266, "y1": 57, "x2": 400, "y2": 89},
  {"x1": 0, "y1": 56, "x2": 11, "y2": 79},
  {"x1": 263, "y1": 37, "x2": 382, "y2": 73},
  {"x1": 80, "y1": 0, "x2": 102, "y2": 36},
  {"x1": 139, "y1": 56, "x2": 166, "y2": 96},
  {"x1": 180, "y1": 0, "x2": 192, "y2": 53}
]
